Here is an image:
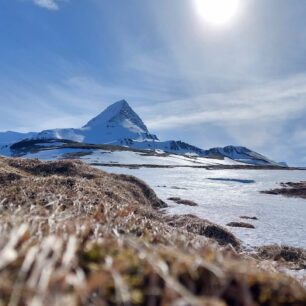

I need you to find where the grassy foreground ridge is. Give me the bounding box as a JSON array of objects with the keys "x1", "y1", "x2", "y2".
[{"x1": 0, "y1": 157, "x2": 305, "y2": 305}]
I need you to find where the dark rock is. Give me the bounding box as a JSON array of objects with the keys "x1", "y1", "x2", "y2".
[
  {"x1": 168, "y1": 197, "x2": 198, "y2": 206},
  {"x1": 262, "y1": 181, "x2": 306, "y2": 199},
  {"x1": 227, "y1": 222, "x2": 255, "y2": 229},
  {"x1": 240, "y1": 216, "x2": 258, "y2": 220}
]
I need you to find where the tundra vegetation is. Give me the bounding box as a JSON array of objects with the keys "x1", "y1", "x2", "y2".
[
  {"x1": 0, "y1": 157, "x2": 305, "y2": 305},
  {"x1": 263, "y1": 181, "x2": 306, "y2": 199}
]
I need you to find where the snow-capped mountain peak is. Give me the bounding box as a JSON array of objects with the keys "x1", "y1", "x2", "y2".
[
  {"x1": 33, "y1": 100, "x2": 158, "y2": 145},
  {"x1": 83, "y1": 100, "x2": 149, "y2": 134}
]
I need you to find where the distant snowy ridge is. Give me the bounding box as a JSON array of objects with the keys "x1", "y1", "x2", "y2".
[
  {"x1": 0, "y1": 131, "x2": 37, "y2": 145},
  {"x1": 0, "y1": 99, "x2": 286, "y2": 166},
  {"x1": 202, "y1": 146, "x2": 281, "y2": 166},
  {"x1": 0, "y1": 131, "x2": 37, "y2": 156}
]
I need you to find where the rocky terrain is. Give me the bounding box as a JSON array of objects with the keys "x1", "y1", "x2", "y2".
[{"x1": 0, "y1": 157, "x2": 305, "y2": 305}]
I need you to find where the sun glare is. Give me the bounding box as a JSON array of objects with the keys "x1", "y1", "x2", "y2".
[{"x1": 194, "y1": 0, "x2": 241, "y2": 26}]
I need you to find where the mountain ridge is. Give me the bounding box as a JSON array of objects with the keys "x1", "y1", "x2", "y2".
[{"x1": 0, "y1": 100, "x2": 286, "y2": 166}]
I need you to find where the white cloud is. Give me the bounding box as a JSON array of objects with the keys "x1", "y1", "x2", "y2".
[
  {"x1": 142, "y1": 74, "x2": 306, "y2": 132},
  {"x1": 32, "y1": 0, "x2": 59, "y2": 10},
  {"x1": 132, "y1": 73, "x2": 306, "y2": 164}
]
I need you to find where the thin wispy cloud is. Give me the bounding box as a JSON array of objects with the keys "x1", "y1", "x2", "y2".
[
  {"x1": 144, "y1": 74, "x2": 306, "y2": 131},
  {"x1": 32, "y1": 0, "x2": 60, "y2": 10},
  {"x1": 0, "y1": 74, "x2": 171, "y2": 133},
  {"x1": 136, "y1": 73, "x2": 306, "y2": 164}
]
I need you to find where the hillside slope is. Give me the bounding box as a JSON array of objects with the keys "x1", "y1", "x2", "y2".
[{"x1": 0, "y1": 131, "x2": 36, "y2": 145}]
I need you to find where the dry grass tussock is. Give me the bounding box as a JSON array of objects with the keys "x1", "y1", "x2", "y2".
[
  {"x1": 256, "y1": 245, "x2": 306, "y2": 270},
  {"x1": 0, "y1": 157, "x2": 305, "y2": 306},
  {"x1": 262, "y1": 181, "x2": 306, "y2": 199}
]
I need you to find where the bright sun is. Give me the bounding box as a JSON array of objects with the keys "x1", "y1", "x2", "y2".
[{"x1": 194, "y1": 0, "x2": 241, "y2": 26}]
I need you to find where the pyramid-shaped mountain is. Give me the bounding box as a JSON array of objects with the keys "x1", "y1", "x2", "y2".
[{"x1": 35, "y1": 100, "x2": 158, "y2": 145}]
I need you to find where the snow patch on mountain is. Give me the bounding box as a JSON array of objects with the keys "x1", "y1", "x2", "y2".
[
  {"x1": 83, "y1": 100, "x2": 148, "y2": 133},
  {"x1": 35, "y1": 128, "x2": 85, "y2": 143},
  {"x1": 119, "y1": 139, "x2": 206, "y2": 156}
]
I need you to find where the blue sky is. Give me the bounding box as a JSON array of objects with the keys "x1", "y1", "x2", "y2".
[{"x1": 1, "y1": 0, "x2": 306, "y2": 165}]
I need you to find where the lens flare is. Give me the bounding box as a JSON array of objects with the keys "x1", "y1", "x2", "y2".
[{"x1": 194, "y1": 0, "x2": 241, "y2": 26}]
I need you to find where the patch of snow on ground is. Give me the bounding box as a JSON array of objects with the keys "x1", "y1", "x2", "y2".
[
  {"x1": 25, "y1": 148, "x2": 93, "y2": 160},
  {"x1": 99, "y1": 166, "x2": 306, "y2": 249},
  {"x1": 80, "y1": 150, "x2": 246, "y2": 166}
]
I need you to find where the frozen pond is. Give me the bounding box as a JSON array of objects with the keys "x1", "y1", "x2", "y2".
[{"x1": 99, "y1": 166, "x2": 306, "y2": 248}]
